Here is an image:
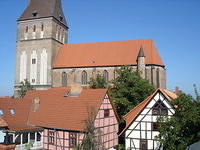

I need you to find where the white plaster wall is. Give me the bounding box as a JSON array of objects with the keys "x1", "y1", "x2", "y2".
[
  {"x1": 0, "y1": 131, "x2": 5, "y2": 143},
  {"x1": 40, "y1": 49, "x2": 48, "y2": 84},
  {"x1": 20, "y1": 51, "x2": 27, "y2": 82}
]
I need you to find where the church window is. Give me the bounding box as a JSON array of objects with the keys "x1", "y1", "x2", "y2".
[
  {"x1": 156, "y1": 68, "x2": 160, "y2": 88},
  {"x1": 25, "y1": 26, "x2": 28, "y2": 33},
  {"x1": 81, "y1": 71, "x2": 87, "y2": 85},
  {"x1": 152, "y1": 100, "x2": 168, "y2": 115},
  {"x1": 62, "y1": 72, "x2": 67, "y2": 87},
  {"x1": 103, "y1": 70, "x2": 109, "y2": 83},
  {"x1": 69, "y1": 133, "x2": 77, "y2": 147},
  {"x1": 41, "y1": 24, "x2": 44, "y2": 31},
  {"x1": 32, "y1": 79, "x2": 35, "y2": 83},
  {"x1": 140, "y1": 139, "x2": 147, "y2": 150},
  {"x1": 33, "y1": 25, "x2": 36, "y2": 32}
]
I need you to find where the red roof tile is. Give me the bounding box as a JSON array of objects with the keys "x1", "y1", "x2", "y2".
[{"x1": 53, "y1": 40, "x2": 164, "y2": 68}]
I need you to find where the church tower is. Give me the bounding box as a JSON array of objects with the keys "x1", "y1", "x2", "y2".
[{"x1": 14, "y1": 0, "x2": 68, "y2": 97}]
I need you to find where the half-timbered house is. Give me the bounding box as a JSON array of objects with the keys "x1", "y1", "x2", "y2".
[
  {"x1": 0, "y1": 86, "x2": 119, "y2": 150},
  {"x1": 120, "y1": 89, "x2": 177, "y2": 150}
]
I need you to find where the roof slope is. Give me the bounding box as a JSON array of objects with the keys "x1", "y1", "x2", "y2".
[
  {"x1": 26, "y1": 88, "x2": 107, "y2": 131},
  {"x1": 120, "y1": 88, "x2": 177, "y2": 136},
  {"x1": 0, "y1": 97, "x2": 36, "y2": 131},
  {"x1": 18, "y1": 0, "x2": 67, "y2": 27},
  {"x1": 53, "y1": 40, "x2": 164, "y2": 68}
]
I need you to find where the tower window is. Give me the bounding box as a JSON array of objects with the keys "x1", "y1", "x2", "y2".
[
  {"x1": 25, "y1": 26, "x2": 28, "y2": 33},
  {"x1": 32, "y1": 59, "x2": 36, "y2": 64},
  {"x1": 59, "y1": 16, "x2": 63, "y2": 22},
  {"x1": 33, "y1": 25, "x2": 36, "y2": 32},
  {"x1": 81, "y1": 71, "x2": 87, "y2": 85},
  {"x1": 41, "y1": 24, "x2": 44, "y2": 31},
  {"x1": 32, "y1": 11, "x2": 38, "y2": 17}
]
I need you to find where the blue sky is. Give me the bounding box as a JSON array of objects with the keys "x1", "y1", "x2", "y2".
[{"x1": 0, "y1": 0, "x2": 200, "y2": 96}]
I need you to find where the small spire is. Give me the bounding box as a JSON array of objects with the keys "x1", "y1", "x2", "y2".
[{"x1": 138, "y1": 46, "x2": 145, "y2": 57}]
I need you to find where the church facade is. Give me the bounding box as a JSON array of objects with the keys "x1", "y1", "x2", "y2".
[{"x1": 14, "y1": 0, "x2": 166, "y2": 96}]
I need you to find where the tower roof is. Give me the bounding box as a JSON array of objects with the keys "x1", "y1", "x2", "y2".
[
  {"x1": 137, "y1": 46, "x2": 145, "y2": 57},
  {"x1": 18, "y1": 0, "x2": 68, "y2": 27}
]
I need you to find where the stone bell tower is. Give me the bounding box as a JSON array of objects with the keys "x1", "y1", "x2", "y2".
[{"x1": 14, "y1": 0, "x2": 68, "y2": 97}]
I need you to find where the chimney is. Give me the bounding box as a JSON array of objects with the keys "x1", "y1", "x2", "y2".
[{"x1": 68, "y1": 84, "x2": 82, "y2": 97}]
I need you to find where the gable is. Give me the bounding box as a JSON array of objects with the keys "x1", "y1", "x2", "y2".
[{"x1": 126, "y1": 91, "x2": 175, "y2": 138}]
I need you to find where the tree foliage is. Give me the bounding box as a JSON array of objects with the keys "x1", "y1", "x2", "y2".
[
  {"x1": 158, "y1": 94, "x2": 200, "y2": 150},
  {"x1": 109, "y1": 66, "x2": 155, "y2": 118},
  {"x1": 18, "y1": 79, "x2": 33, "y2": 98},
  {"x1": 79, "y1": 107, "x2": 104, "y2": 150},
  {"x1": 89, "y1": 74, "x2": 107, "y2": 89}
]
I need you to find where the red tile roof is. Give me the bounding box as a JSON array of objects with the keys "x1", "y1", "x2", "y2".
[
  {"x1": 53, "y1": 40, "x2": 164, "y2": 68},
  {"x1": 119, "y1": 88, "x2": 177, "y2": 136},
  {"x1": 0, "y1": 97, "x2": 40, "y2": 132},
  {"x1": 26, "y1": 88, "x2": 108, "y2": 131}
]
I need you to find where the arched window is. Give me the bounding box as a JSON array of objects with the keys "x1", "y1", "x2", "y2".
[
  {"x1": 62, "y1": 72, "x2": 67, "y2": 87},
  {"x1": 41, "y1": 24, "x2": 44, "y2": 31},
  {"x1": 81, "y1": 71, "x2": 87, "y2": 85},
  {"x1": 33, "y1": 25, "x2": 36, "y2": 32},
  {"x1": 156, "y1": 68, "x2": 160, "y2": 88},
  {"x1": 103, "y1": 70, "x2": 109, "y2": 83},
  {"x1": 25, "y1": 26, "x2": 28, "y2": 33}
]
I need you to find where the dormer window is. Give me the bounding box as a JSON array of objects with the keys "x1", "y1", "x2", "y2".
[
  {"x1": 59, "y1": 15, "x2": 63, "y2": 22},
  {"x1": 32, "y1": 11, "x2": 38, "y2": 17},
  {"x1": 0, "y1": 109, "x2": 3, "y2": 116},
  {"x1": 9, "y1": 109, "x2": 15, "y2": 115}
]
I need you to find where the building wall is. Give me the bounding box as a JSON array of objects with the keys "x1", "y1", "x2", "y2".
[
  {"x1": 125, "y1": 91, "x2": 175, "y2": 150},
  {"x1": 52, "y1": 65, "x2": 166, "y2": 89},
  {"x1": 43, "y1": 94, "x2": 118, "y2": 150},
  {"x1": 14, "y1": 18, "x2": 67, "y2": 97}
]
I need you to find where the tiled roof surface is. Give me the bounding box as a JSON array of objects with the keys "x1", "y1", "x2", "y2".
[
  {"x1": 0, "y1": 97, "x2": 35, "y2": 131},
  {"x1": 0, "y1": 88, "x2": 109, "y2": 132},
  {"x1": 120, "y1": 88, "x2": 177, "y2": 136},
  {"x1": 53, "y1": 40, "x2": 164, "y2": 68}
]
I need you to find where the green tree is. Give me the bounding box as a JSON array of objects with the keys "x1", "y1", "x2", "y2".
[
  {"x1": 158, "y1": 94, "x2": 200, "y2": 150},
  {"x1": 18, "y1": 79, "x2": 34, "y2": 98},
  {"x1": 89, "y1": 74, "x2": 107, "y2": 89},
  {"x1": 80, "y1": 107, "x2": 104, "y2": 150},
  {"x1": 110, "y1": 66, "x2": 155, "y2": 118}
]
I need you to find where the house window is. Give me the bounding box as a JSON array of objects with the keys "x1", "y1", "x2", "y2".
[
  {"x1": 140, "y1": 139, "x2": 147, "y2": 150},
  {"x1": 48, "y1": 131, "x2": 55, "y2": 145},
  {"x1": 104, "y1": 109, "x2": 110, "y2": 117},
  {"x1": 32, "y1": 58, "x2": 36, "y2": 64},
  {"x1": 0, "y1": 109, "x2": 3, "y2": 116},
  {"x1": 103, "y1": 70, "x2": 109, "y2": 83},
  {"x1": 152, "y1": 100, "x2": 168, "y2": 115},
  {"x1": 69, "y1": 132, "x2": 77, "y2": 147},
  {"x1": 152, "y1": 122, "x2": 164, "y2": 131},
  {"x1": 9, "y1": 109, "x2": 15, "y2": 115},
  {"x1": 62, "y1": 72, "x2": 67, "y2": 87},
  {"x1": 81, "y1": 71, "x2": 87, "y2": 85}
]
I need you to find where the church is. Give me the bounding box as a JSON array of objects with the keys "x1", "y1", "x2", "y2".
[{"x1": 14, "y1": 0, "x2": 166, "y2": 96}]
